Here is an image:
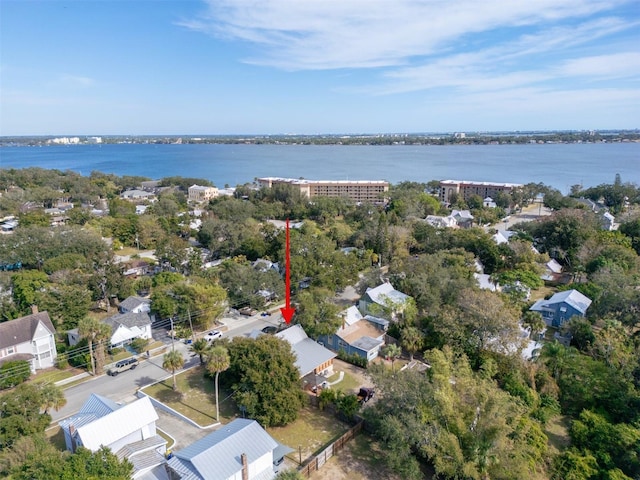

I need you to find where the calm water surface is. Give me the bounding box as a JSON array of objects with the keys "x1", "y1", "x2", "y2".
[{"x1": 1, "y1": 142, "x2": 638, "y2": 193}]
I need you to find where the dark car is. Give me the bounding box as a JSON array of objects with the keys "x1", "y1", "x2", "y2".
[
  {"x1": 261, "y1": 326, "x2": 278, "y2": 334},
  {"x1": 107, "y1": 357, "x2": 139, "y2": 376}
]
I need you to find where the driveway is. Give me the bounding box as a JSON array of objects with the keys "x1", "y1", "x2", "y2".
[{"x1": 156, "y1": 409, "x2": 214, "y2": 451}]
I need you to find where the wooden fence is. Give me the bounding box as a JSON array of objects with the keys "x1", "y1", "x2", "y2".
[{"x1": 298, "y1": 420, "x2": 364, "y2": 478}]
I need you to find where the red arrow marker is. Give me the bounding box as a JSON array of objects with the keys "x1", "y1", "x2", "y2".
[{"x1": 280, "y1": 218, "x2": 295, "y2": 324}]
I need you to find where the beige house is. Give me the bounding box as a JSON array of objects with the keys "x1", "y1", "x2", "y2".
[{"x1": 188, "y1": 184, "x2": 218, "y2": 203}]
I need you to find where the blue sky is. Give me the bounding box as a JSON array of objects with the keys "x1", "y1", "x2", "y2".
[{"x1": 1, "y1": 0, "x2": 638, "y2": 135}]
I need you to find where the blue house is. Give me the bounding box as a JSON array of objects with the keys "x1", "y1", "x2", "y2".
[
  {"x1": 529, "y1": 289, "x2": 592, "y2": 328},
  {"x1": 319, "y1": 306, "x2": 386, "y2": 362}
]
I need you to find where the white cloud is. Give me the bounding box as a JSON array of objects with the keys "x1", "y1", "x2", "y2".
[
  {"x1": 58, "y1": 74, "x2": 96, "y2": 88},
  {"x1": 187, "y1": 0, "x2": 632, "y2": 70}
]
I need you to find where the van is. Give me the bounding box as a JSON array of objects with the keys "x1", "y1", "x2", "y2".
[{"x1": 107, "y1": 357, "x2": 139, "y2": 376}]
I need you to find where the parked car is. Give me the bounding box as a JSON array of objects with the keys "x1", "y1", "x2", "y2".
[
  {"x1": 239, "y1": 307, "x2": 258, "y2": 316},
  {"x1": 107, "y1": 357, "x2": 139, "y2": 376},
  {"x1": 261, "y1": 326, "x2": 278, "y2": 334},
  {"x1": 206, "y1": 330, "x2": 223, "y2": 341}
]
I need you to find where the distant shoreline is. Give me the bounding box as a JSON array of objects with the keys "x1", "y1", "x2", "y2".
[{"x1": 2, "y1": 130, "x2": 639, "y2": 148}]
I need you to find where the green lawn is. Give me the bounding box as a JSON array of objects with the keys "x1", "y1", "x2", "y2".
[
  {"x1": 141, "y1": 366, "x2": 237, "y2": 426},
  {"x1": 326, "y1": 371, "x2": 359, "y2": 394},
  {"x1": 266, "y1": 406, "x2": 350, "y2": 463},
  {"x1": 29, "y1": 367, "x2": 80, "y2": 385}
]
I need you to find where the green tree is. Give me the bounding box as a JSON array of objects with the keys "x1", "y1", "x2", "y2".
[
  {"x1": 206, "y1": 346, "x2": 230, "y2": 422},
  {"x1": 400, "y1": 326, "x2": 423, "y2": 362},
  {"x1": 293, "y1": 287, "x2": 342, "y2": 339},
  {"x1": 190, "y1": 338, "x2": 211, "y2": 365},
  {"x1": 62, "y1": 446, "x2": 133, "y2": 479},
  {"x1": 36, "y1": 383, "x2": 67, "y2": 415},
  {"x1": 381, "y1": 343, "x2": 402, "y2": 372},
  {"x1": 226, "y1": 335, "x2": 305, "y2": 427},
  {"x1": 162, "y1": 350, "x2": 185, "y2": 391},
  {"x1": 0, "y1": 383, "x2": 50, "y2": 450}
]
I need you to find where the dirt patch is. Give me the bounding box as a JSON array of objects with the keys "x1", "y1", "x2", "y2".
[{"x1": 310, "y1": 433, "x2": 401, "y2": 480}]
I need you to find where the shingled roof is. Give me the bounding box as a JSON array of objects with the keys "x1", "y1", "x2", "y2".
[{"x1": 0, "y1": 311, "x2": 55, "y2": 350}]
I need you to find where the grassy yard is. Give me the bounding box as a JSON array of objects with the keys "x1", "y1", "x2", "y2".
[
  {"x1": 29, "y1": 367, "x2": 81, "y2": 385},
  {"x1": 326, "y1": 371, "x2": 359, "y2": 394},
  {"x1": 141, "y1": 366, "x2": 237, "y2": 426},
  {"x1": 45, "y1": 425, "x2": 67, "y2": 451},
  {"x1": 266, "y1": 406, "x2": 350, "y2": 463}
]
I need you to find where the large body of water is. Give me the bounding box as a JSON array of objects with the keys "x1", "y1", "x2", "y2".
[{"x1": 1, "y1": 142, "x2": 638, "y2": 193}]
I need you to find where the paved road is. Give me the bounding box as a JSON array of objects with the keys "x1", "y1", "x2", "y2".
[{"x1": 50, "y1": 306, "x2": 287, "y2": 423}]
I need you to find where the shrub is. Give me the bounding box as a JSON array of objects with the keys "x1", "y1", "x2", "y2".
[
  {"x1": 0, "y1": 360, "x2": 31, "y2": 389},
  {"x1": 337, "y1": 350, "x2": 368, "y2": 368},
  {"x1": 129, "y1": 337, "x2": 149, "y2": 354}
]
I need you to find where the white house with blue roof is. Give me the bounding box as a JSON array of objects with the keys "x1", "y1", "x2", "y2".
[
  {"x1": 166, "y1": 418, "x2": 293, "y2": 480},
  {"x1": 529, "y1": 289, "x2": 592, "y2": 328},
  {"x1": 59, "y1": 394, "x2": 166, "y2": 479}
]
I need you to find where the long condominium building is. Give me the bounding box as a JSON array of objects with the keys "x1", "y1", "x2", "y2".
[
  {"x1": 257, "y1": 177, "x2": 389, "y2": 203},
  {"x1": 439, "y1": 180, "x2": 523, "y2": 203}
]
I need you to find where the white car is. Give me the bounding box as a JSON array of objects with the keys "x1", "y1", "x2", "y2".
[{"x1": 205, "y1": 330, "x2": 223, "y2": 341}]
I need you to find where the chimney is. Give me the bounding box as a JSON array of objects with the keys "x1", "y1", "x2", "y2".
[
  {"x1": 31, "y1": 305, "x2": 39, "y2": 314},
  {"x1": 241, "y1": 453, "x2": 248, "y2": 480}
]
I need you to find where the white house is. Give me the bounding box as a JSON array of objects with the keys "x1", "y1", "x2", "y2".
[
  {"x1": 425, "y1": 215, "x2": 458, "y2": 228},
  {"x1": 119, "y1": 296, "x2": 151, "y2": 314},
  {"x1": 358, "y1": 282, "x2": 411, "y2": 321},
  {"x1": 0, "y1": 309, "x2": 57, "y2": 373},
  {"x1": 103, "y1": 311, "x2": 153, "y2": 348},
  {"x1": 59, "y1": 394, "x2": 166, "y2": 479},
  {"x1": 167, "y1": 418, "x2": 293, "y2": 480},
  {"x1": 276, "y1": 324, "x2": 336, "y2": 378}
]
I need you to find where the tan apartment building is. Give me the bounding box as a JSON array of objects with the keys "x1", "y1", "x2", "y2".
[
  {"x1": 257, "y1": 177, "x2": 389, "y2": 203},
  {"x1": 188, "y1": 184, "x2": 218, "y2": 203},
  {"x1": 439, "y1": 180, "x2": 523, "y2": 203}
]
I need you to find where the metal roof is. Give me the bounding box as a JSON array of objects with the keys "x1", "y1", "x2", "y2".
[
  {"x1": 76, "y1": 396, "x2": 158, "y2": 451},
  {"x1": 276, "y1": 325, "x2": 336, "y2": 377},
  {"x1": 168, "y1": 419, "x2": 281, "y2": 480}
]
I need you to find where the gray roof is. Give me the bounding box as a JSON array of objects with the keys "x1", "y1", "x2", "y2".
[
  {"x1": 276, "y1": 325, "x2": 336, "y2": 377},
  {"x1": 0, "y1": 311, "x2": 55, "y2": 350},
  {"x1": 104, "y1": 311, "x2": 151, "y2": 332},
  {"x1": 363, "y1": 315, "x2": 390, "y2": 329},
  {"x1": 119, "y1": 296, "x2": 150, "y2": 312},
  {"x1": 352, "y1": 336, "x2": 383, "y2": 352},
  {"x1": 168, "y1": 419, "x2": 280, "y2": 480}
]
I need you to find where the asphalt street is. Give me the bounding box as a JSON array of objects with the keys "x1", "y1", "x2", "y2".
[{"x1": 50, "y1": 306, "x2": 288, "y2": 423}]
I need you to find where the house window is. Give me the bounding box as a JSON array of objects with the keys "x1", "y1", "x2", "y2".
[
  {"x1": 338, "y1": 340, "x2": 348, "y2": 348},
  {"x1": 6, "y1": 347, "x2": 15, "y2": 355}
]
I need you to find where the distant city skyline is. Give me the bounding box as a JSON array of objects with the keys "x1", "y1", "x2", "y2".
[{"x1": 1, "y1": 0, "x2": 638, "y2": 136}]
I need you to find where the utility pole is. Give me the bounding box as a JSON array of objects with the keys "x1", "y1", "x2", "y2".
[
  {"x1": 170, "y1": 316, "x2": 175, "y2": 352},
  {"x1": 187, "y1": 307, "x2": 195, "y2": 343}
]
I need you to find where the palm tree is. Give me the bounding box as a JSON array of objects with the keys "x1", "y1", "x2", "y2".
[
  {"x1": 162, "y1": 350, "x2": 185, "y2": 391},
  {"x1": 38, "y1": 383, "x2": 67, "y2": 414},
  {"x1": 78, "y1": 317, "x2": 110, "y2": 375},
  {"x1": 537, "y1": 340, "x2": 575, "y2": 381},
  {"x1": 206, "y1": 346, "x2": 230, "y2": 422},
  {"x1": 401, "y1": 325, "x2": 424, "y2": 362},
  {"x1": 190, "y1": 338, "x2": 210, "y2": 365},
  {"x1": 382, "y1": 343, "x2": 402, "y2": 372}
]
